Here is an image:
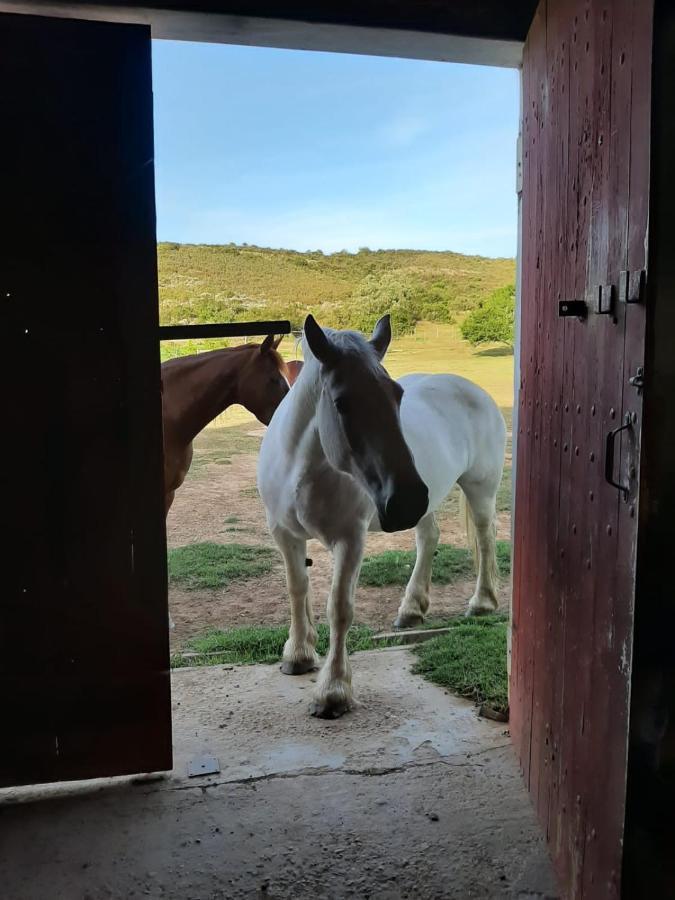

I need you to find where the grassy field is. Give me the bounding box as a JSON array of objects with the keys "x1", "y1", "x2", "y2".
[
  {"x1": 359, "y1": 541, "x2": 511, "y2": 587},
  {"x1": 168, "y1": 543, "x2": 278, "y2": 590},
  {"x1": 167, "y1": 538, "x2": 511, "y2": 592},
  {"x1": 202, "y1": 321, "x2": 514, "y2": 430}
]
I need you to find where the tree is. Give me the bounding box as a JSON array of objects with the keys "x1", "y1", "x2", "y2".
[
  {"x1": 344, "y1": 272, "x2": 421, "y2": 335},
  {"x1": 460, "y1": 284, "x2": 515, "y2": 348}
]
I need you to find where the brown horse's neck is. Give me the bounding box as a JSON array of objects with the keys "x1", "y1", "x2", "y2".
[{"x1": 162, "y1": 346, "x2": 251, "y2": 444}]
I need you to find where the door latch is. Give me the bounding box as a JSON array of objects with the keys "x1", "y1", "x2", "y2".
[
  {"x1": 629, "y1": 366, "x2": 644, "y2": 394},
  {"x1": 558, "y1": 300, "x2": 587, "y2": 319}
]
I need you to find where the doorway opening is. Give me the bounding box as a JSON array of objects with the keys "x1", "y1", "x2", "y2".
[{"x1": 154, "y1": 42, "x2": 519, "y2": 720}]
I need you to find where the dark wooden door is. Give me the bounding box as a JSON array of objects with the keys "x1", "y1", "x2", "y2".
[
  {"x1": 0, "y1": 13, "x2": 172, "y2": 785},
  {"x1": 511, "y1": 0, "x2": 652, "y2": 896}
]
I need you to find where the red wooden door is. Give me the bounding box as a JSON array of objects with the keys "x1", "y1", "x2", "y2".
[
  {"x1": 0, "y1": 14, "x2": 172, "y2": 785},
  {"x1": 511, "y1": 0, "x2": 652, "y2": 895}
]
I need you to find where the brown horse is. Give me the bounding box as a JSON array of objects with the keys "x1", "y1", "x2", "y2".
[
  {"x1": 286, "y1": 359, "x2": 304, "y2": 385},
  {"x1": 162, "y1": 335, "x2": 289, "y2": 514}
]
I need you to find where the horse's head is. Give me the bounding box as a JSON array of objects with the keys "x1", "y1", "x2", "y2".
[
  {"x1": 238, "y1": 335, "x2": 290, "y2": 425},
  {"x1": 303, "y1": 314, "x2": 429, "y2": 533}
]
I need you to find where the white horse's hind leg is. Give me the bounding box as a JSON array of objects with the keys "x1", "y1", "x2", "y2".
[
  {"x1": 393, "y1": 513, "x2": 440, "y2": 629},
  {"x1": 459, "y1": 482, "x2": 500, "y2": 615},
  {"x1": 310, "y1": 534, "x2": 364, "y2": 719},
  {"x1": 273, "y1": 527, "x2": 320, "y2": 675}
]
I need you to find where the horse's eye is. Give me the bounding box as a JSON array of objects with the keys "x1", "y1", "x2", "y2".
[{"x1": 334, "y1": 395, "x2": 349, "y2": 416}]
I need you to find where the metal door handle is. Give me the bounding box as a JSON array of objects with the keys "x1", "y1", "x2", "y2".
[{"x1": 605, "y1": 421, "x2": 631, "y2": 497}]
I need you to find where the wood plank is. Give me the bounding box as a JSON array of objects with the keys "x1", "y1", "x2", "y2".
[{"x1": 511, "y1": 0, "x2": 545, "y2": 782}]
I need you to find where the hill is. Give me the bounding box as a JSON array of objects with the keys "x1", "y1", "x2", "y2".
[{"x1": 157, "y1": 242, "x2": 515, "y2": 343}]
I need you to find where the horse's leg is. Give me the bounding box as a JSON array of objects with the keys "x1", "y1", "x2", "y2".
[
  {"x1": 459, "y1": 480, "x2": 500, "y2": 615},
  {"x1": 310, "y1": 534, "x2": 364, "y2": 719},
  {"x1": 393, "y1": 512, "x2": 440, "y2": 629},
  {"x1": 273, "y1": 526, "x2": 319, "y2": 675}
]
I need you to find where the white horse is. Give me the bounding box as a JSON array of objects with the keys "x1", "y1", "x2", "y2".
[{"x1": 257, "y1": 314, "x2": 506, "y2": 719}]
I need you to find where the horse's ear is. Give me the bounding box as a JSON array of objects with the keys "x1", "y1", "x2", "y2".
[
  {"x1": 260, "y1": 334, "x2": 275, "y2": 354},
  {"x1": 304, "y1": 315, "x2": 337, "y2": 367},
  {"x1": 370, "y1": 314, "x2": 392, "y2": 360}
]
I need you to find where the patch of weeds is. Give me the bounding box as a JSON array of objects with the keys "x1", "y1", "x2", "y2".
[
  {"x1": 412, "y1": 614, "x2": 508, "y2": 712},
  {"x1": 188, "y1": 427, "x2": 261, "y2": 476},
  {"x1": 359, "y1": 541, "x2": 511, "y2": 587},
  {"x1": 240, "y1": 485, "x2": 261, "y2": 499},
  {"x1": 168, "y1": 542, "x2": 278, "y2": 590},
  {"x1": 171, "y1": 623, "x2": 404, "y2": 668}
]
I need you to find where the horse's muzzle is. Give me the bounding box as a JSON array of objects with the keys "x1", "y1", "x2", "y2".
[{"x1": 380, "y1": 481, "x2": 429, "y2": 533}]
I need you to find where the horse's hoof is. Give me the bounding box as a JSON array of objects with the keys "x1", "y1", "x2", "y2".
[
  {"x1": 393, "y1": 613, "x2": 424, "y2": 629},
  {"x1": 309, "y1": 698, "x2": 351, "y2": 719},
  {"x1": 280, "y1": 659, "x2": 318, "y2": 675},
  {"x1": 466, "y1": 604, "x2": 498, "y2": 618}
]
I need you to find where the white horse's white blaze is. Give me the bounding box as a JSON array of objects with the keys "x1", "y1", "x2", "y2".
[{"x1": 258, "y1": 315, "x2": 506, "y2": 718}]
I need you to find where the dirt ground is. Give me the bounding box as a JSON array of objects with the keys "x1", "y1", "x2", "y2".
[
  {"x1": 167, "y1": 423, "x2": 511, "y2": 649},
  {"x1": 1, "y1": 650, "x2": 557, "y2": 899}
]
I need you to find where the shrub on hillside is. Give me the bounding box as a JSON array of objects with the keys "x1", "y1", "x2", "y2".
[
  {"x1": 344, "y1": 272, "x2": 421, "y2": 335},
  {"x1": 460, "y1": 284, "x2": 515, "y2": 348}
]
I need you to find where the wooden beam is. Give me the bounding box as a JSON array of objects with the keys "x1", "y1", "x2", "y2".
[
  {"x1": 0, "y1": 1, "x2": 530, "y2": 66},
  {"x1": 158, "y1": 320, "x2": 291, "y2": 340}
]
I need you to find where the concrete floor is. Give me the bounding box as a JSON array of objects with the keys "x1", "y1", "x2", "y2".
[{"x1": 0, "y1": 649, "x2": 558, "y2": 899}]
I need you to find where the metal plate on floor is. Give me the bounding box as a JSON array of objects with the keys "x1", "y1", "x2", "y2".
[{"x1": 187, "y1": 755, "x2": 220, "y2": 778}]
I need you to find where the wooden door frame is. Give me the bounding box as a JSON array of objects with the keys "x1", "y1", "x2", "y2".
[{"x1": 622, "y1": 1, "x2": 675, "y2": 892}]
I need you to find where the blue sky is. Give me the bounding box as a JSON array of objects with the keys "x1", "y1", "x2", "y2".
[{"x1": 152, "y1": 41, "x2": 519, "y2": 258}]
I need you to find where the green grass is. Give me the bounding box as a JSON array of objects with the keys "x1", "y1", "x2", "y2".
[
  {"x1": 186, "y1": 322, "x2": 514, "y2": 430},
  {"x1": 359, "y1": 541, "x2": 511, "y2": 587},
  {"x1": 239, "y1": 485, "x2": 261, "y2": 498},
  {"x1": 171, "y1": 622, "x2": 403, "y2": 668},
  {"x1": 167, "y1": 543, "x2": 278, "y2": 590},
  {"x1": 412, "y1": 614, "x2": 509, "y2": 712},
  {"x1": 496, "y1": 469, "x2": 513, "y2": 513},
  {"x1": 158, "y1": 242, "x2": 516, "y2": 346},
  {"x1": 171, "y1": 617, "x2": 509, "y2": 716}
]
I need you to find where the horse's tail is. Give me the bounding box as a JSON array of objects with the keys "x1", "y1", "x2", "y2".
[{"x1": 459, "y1": 488, "x2": 500, "y2": 594}]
